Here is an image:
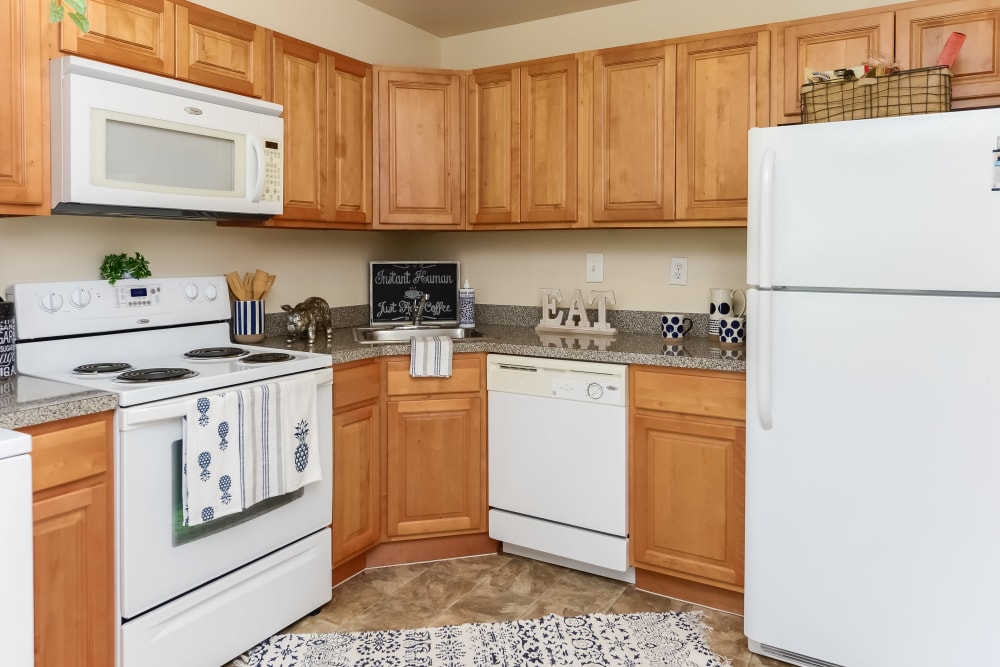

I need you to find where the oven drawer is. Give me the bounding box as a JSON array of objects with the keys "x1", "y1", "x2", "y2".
[{"x1": 386, "y1": 354, "x2": 483, "y2": 396}]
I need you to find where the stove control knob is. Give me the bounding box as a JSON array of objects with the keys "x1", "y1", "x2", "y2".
[
  {"x1": 203, "y1": 284, "x2": 219, "y2": 301},
  {"x1": 69, "y1": 288, "x2": 92, "y2": 309},
  {"x1": 40, "y1": 291, "x2": 64, "y2": 313},
  {"x1": 587, "y1": 382, "x2": 604, "y2": 400},
  {"x1": 182, "y1": 283, "x2": 199, "y2": 301}
]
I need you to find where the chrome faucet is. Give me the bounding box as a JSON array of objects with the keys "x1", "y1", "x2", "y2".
[{"x1": 411, "y1": 293, "x2": 430, "y2": 326}]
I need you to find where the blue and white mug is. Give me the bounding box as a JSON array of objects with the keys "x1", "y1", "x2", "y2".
[
  {"x1": 233, "y1": 300, "x2": 266, "y2": 343},
  {"x1": 661, "y1": 313, "x2": 694, "y2": 339},
  {"x1": 709, "y1": 288, "x2": 746, "y2": 337},
  {"x1": 718, "y1": 316, "x2": 746, "y2": 346}
]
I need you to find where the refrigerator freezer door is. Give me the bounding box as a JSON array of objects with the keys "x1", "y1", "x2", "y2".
[
  {"x1": 745, "y1": 289, "x2": 1000, "y2": 667},
  {"x1": 748, "y1": 108, "x2": 1000, "y2": 292}
]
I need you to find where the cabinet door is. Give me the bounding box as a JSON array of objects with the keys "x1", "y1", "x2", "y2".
[
  {"x1": 468, "y1": 68, "x2": 519, "y2": 225},
  {"x1": 330, "y1": 54, "x2": 373, "y2": 225},
  {"x1": 631, "y1": 414, "x2": 745, "y2": 586},
  {"x1": 520, "y1": 57, "x2": 578, "y2": 223},
  {"x1": 270, "y1": 34, "x2": 328, "y2": 222},
  {"x1": 592, "y1": 44, "x2": 676, "y2": 224},
  {"x1": 175, "y1": 3, "x2": 265, "y2": 97},
  {"x1": 33, "y1": 481, "x2": 113, "y2": 667},
  {"x1": 896, "y1": 0, "x2": 1000, "y2": 109},
  {"x1": 676, "y1": 31, "x2": 769, "y2": 221},
  {"x1": 386, "y1": 397, "x2": 484, "y2": 537},
  {"x1": 333, "y1": 402, "x2": 380, "y2": 564},
  {"x1": 376, "y1": 69, "x2": 464, "y2": 229},
  {"x1": 772, "y1": 11, "x2": 894, "y2": 125},
  {"x1": 0, "y1": 0, "x2": 46, "y2": 212},
  {"x1": 58, "y1": 0, "x2": 175, "y2": 75}
]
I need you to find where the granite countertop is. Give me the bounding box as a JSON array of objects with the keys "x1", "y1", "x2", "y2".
[
  {"x1": 0, "y1": 374, "x2": 119, "y2": 430},
  {"x1": 273, "y1": 322, "x2": 747, "y2": 372},
  {"x1": 0, "y1": 315, "x2": 745, "y2": 430}
]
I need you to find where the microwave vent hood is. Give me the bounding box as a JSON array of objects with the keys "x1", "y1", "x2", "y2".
[{"x1": 50, "y1": 56, "x2": 284, "y2": 221}]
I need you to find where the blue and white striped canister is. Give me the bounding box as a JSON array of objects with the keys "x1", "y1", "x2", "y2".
[{"x1": 233, "y1": 300, "x2": 266, "y2": 343}]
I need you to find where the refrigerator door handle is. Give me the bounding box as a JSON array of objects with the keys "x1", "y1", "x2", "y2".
[
  {"x1": 758, "y1": 147, "x2": 775, "y2": 289},
  {"x1": 755, "y1": 289, "x2": 774, "y2": 430}
]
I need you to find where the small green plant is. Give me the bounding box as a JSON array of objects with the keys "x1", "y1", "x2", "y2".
[
  {"x1": 100, "y1": 252, "x2": 151, "y2": 285},
  {"x1": 49, "y1": 0, "x2": 90, "y2": 34}
]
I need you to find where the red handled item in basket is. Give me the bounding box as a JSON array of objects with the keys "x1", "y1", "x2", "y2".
[{"x1": 936, "y1": 32, "x2": 966, "y2": 68}]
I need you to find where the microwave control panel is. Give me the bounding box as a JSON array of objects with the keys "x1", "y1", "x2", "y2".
[{"x1": 263, "y1": 139, "x2": 282, "y2": 203}]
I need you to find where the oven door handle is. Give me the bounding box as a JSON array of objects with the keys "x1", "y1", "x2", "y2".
[{"x1": 119, "y1": 371, "x2": 333, "y2": 429}]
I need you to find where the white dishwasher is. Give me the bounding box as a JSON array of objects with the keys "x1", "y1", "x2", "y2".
[
  {"x1": 487, "y1": 354, "x2": 632, "y2": 582},
  {"x1": 0, "y1": 428, "x2": 33, "y2": 667}
]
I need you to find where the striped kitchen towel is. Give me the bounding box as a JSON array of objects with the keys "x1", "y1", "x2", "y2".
[
  {"x1": 183, "y1": 390, "x2": 248, "y2": 526},
  {"x1": 410, "y1": 335, "x2": 453, "y2": 378}
]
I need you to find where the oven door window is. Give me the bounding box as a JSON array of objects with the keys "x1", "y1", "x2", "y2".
[
  {"x1": 92, "y1": 110, "x2": 245, "y2": 197},
  {"x1": 171, "y1": 438, "x2": 301, "y2": 546}
]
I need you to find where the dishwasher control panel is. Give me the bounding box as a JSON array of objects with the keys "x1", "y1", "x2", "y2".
[
  {"x1": 486, "y1": 354, "x2": 627, "y2": 407},
  {"x1": 550, "y1": 377, "x2": 623, "y2": 405}
]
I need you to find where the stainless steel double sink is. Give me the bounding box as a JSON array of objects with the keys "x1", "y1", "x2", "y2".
[{"x1": 352, "y1": 325, "x2": 491, "y2": 344}]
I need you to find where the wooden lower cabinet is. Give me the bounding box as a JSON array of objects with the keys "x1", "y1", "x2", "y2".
[
  {"x1": 629, "y1": 367, "x2": 746, "y2": 608},
  {"x1": 24, "y1": 411, "x2": 114, "y2": 667},
  {"x1": 332, "y1": 360, "x2": 381, "y2": 567},
  {"x1": 384, "y1": 355, "x2": 486, "y2": 539}
]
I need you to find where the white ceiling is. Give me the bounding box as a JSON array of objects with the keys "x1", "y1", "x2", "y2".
[{"x1": 355, "y1": 0, "x2": 638, "y2": 37}]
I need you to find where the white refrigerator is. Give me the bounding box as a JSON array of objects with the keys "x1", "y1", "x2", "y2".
[{"x1": 745, "y1": 108, "x2": 1000, "y2": 667}]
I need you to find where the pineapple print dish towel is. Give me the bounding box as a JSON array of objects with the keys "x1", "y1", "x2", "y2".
[{"x1": 183, "y1": 375, "x2": 321, "y2": 527}]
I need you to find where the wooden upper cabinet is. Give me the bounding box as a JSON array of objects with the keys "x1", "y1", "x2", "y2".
[
  {"x1": 896, "y1": 0, "x2": 1000, "y2": 109},
  {"x1": 676, "y1": 30, "x2": 770, "y2": 221},
  {"x1": 175, "y1": 3, "x2": 265, "y2": 97},
  {"x1": 330, "y1": 55, "x2": 374, "y2": 225},
  {"x1": 772, "y1": 11, "x2": 894, "y2": 125},
  {"x1": 376, "y1": 68, "x2": 465, "y2": 229},
  {"x1": 269, "y1": 34, "x2": 327, "y2": 222},
  {"x1": 57, "y1": 0, "x2": 175, "y2": 75},
  {"x1": 467, "y1": 55, "x2": 581, "y2": 228},
  {"x1": 468, "y1": 68, "x2": 519, "y2": 225},
  {"x1": 258, "y1": 36, "x2": 372, "y2": 229},
  {"x1": 0, "y1": 0, "x2": 46, "y2": 213},
  {"x1": 592, "y1": 44, "x2": 676, "y2": 225},
  {"x1": 519, "y1": 56, "x2": 579, "y2": 223}
]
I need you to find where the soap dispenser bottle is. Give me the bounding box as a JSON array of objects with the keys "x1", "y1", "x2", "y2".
[{"x1": 459, "y1": 279, "x2": 476, "y2": 328}]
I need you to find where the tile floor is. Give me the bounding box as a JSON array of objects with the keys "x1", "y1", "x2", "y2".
[{"x1": 230, "y1": 553, "x2": 793, "y2": 667}]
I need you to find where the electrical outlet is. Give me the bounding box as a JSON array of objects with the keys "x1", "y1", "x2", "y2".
[
  {"x1": 586, "y1": 253, "x2": 604, "y2": 283},
  {"x1": 669, "y1": 257, "x2": 688, "y2": 285}
]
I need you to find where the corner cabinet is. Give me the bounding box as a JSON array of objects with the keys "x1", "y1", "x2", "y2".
[
  {"x1": 24, "y1": 411, "x2": 115, "y2": 667},
  {"x1": 770, "y1": 11, "x2": 895, "y2": 125},
  {"x1": 332, "y1": 360, "x2": 381, "y2": 567},
  {"x1": 895, "y1": 0, "x2": 1000, "y2": 109},
  {"x1": 0, "y1": 0, "x2": 47, "y2": 214},
  {"x1": 468, "y1": 55, "x2": 584, "y2": 228},
  {"x1": 591, "y1": 44, "x2": 677, "y2": 225},
  {"x1": 384, "y1": 355, "x2": 486, "y2": 538},
  {"x1": 675, "y1": 30, "x2": 770, "y2": 221},
  {"x1": 630, "y1": 367, "x2": 746, "y2": 614},
  {"x1": 375, "y1": 68, "x2": 465, "y2": 229},
  {"x1": 263, "y1": 33, "x2": 372, "y2": 229}
]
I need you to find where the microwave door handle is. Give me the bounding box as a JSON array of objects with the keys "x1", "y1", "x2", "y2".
[{"x1": 249, "y1": 136, "x2": 266, "y2": 203}]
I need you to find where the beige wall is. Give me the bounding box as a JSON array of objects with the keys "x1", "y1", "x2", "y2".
[
  {"x1": 401, "y1": 229, "x2": 748, "y2": 313},
  {"x1": 441, "y1": 0, "x2": 893, "y2": 69},
  {"x1": 0, "y1": 217, "x2": 401, "y2": 309}
]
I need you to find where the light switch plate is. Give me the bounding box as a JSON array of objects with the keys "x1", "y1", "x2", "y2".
[{"x1": 586, "y1": 253, "x2": 604, "y2": 283}]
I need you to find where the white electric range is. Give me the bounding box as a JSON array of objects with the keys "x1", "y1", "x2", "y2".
[{"x1": 10, "y1": 276, "x2": 334, "y2": 667}]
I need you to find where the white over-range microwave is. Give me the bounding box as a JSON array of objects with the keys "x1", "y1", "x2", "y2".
[{"x1": 50, "y1": 56, "x2": 283, "y2": 221}]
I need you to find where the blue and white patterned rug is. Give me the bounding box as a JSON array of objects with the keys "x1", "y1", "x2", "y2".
[{"x1": 234, "y1": 611, "x2": 731, "y2": 667}]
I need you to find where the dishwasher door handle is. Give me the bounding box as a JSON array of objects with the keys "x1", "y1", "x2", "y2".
[{"x1": 496, "y1": 364, "x2": 539, "y2": 372}]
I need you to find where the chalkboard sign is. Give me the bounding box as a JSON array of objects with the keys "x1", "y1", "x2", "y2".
[{"x1": 369, "y1": 261, "x2": 460, "y2": 325}]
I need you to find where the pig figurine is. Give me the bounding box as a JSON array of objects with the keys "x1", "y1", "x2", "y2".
[{"x1": 281, "y1": 297, "x2": 333, "y2": 344}]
